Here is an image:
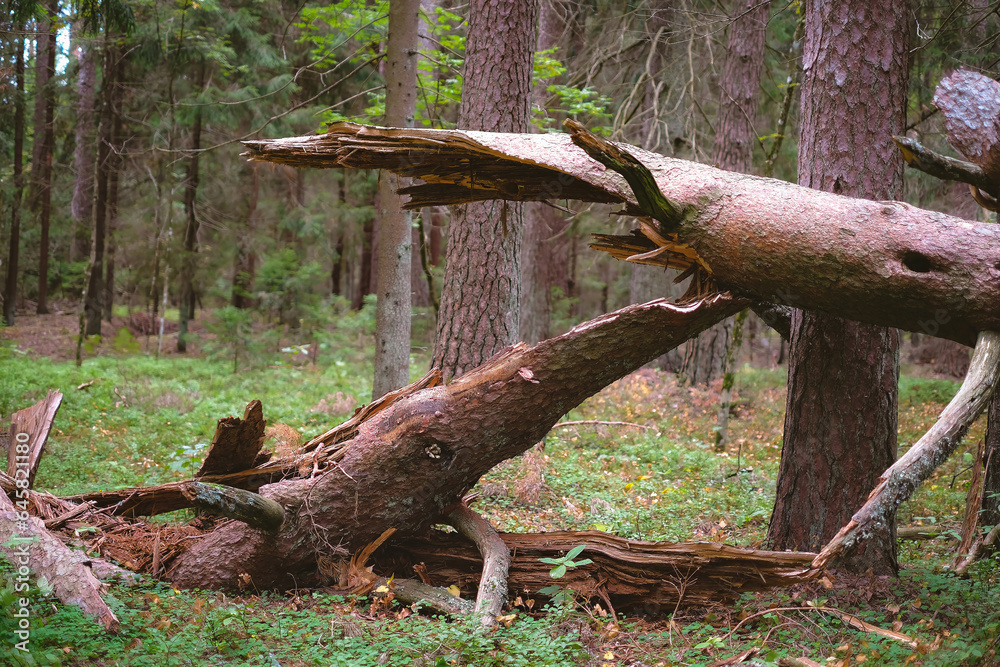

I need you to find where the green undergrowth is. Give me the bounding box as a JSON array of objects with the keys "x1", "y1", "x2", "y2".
[{"x1": 1, "y1": 351, "x2": 998, "y2": 665}]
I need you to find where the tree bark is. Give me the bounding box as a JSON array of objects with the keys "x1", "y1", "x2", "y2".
[
  {"x1": 3, "y1": 34, "x2": 25, "y2": 326},
  {"x1": 767, "y1": 0, "x2": 909, "y2": 575},
  {"x1": 178, "y1": 69, "x2": 204, "y2": 352},
  {"x1": 244, "y1": 123, "x2": 1000, "y2": 348},
  {"x1": 372, "y1": 0, "x2": 419, "y2": 399},
  {"x1": 83, "y1": 42, "x2": 117, "y2": 337},
  {"x1": 71, "y1": 35, "x2": 98, "y2": 263},
  {"x1": 31, "y1": 1, "x2": 57, "y2": 315},
  {"x1": 682, "y1": 0, "x2": 769, "y2": 386},
  {"x1": 811, "y1": 331, "x2": 1000, "y2": 571},
  {"x1": 520, "y1": 0, "x2": 569, "y2": 345},
  {"x1": 165, "y1": 293, "x2": 748, "y2": 590},
  {"x1": 432, "y1": 0, "x2": 539, "y2": 380}
]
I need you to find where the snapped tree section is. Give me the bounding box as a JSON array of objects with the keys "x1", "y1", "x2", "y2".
[
  {"x1": 245, "y1": 123, "x2": 1000, "y2": 346},
  {"x1": 165, "y1": 294, "x2": 749, "y2": 590}
]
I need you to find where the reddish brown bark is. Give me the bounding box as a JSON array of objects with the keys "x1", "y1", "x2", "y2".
[
  {"x1": 432, "y1": 0, "x2": 539, "y2": 380},
  {"x1": 767, "y1": 0, "x2": 909, "y2": 575},
  {"x1": 244, "y1": 124, "x2": 1000, "y2": 347}
]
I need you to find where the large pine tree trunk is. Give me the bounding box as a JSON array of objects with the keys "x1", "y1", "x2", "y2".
[
  {"x1": 244, "y1": 122, "x2": 1000, "y2": 347},
  {"x1": 372, "y1": 0, "x2": 418, "y2": 399},
  {"x1": 766, "y1": 0, "x2": 909, "y2": 575},
  {"x1": 432, "y1": 0, "x2": 539, "y2": 380},
  {"x1": 681, "y1": 0, "x2": 769, "y2": 385}
]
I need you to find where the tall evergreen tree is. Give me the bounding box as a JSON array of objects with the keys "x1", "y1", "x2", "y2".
[
  {"x1": 767, "y1": 0, "x2": 909, "y2": 575},
  {"x1": 432, "y1": 0, "x2": 540, "y2": 380}
]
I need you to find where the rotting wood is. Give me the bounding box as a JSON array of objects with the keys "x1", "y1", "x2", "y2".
[
  {"x1": 5, "y1": 390, "x2": 62, "y2": 487},
  {"x1": 244, "y1": 122, "x2": 1000, "y2": 346},
  {"x1": 0, "y1": 489, "x2": 119, "y2": 631},
  {"x1": 197, "y1": 399, "x2": 268, "y2": 476},
  {"x1": 165, "y1": 294, "x2": 750, "y2": 591},
  {"x1": 374, "y1": 530, "x2": 816, "y2": 610}
]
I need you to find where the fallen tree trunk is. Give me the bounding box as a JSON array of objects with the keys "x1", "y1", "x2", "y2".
[
  {"x1": 375, "y1": 530, "x2": 816, "y2": 611},
  {"x1": 164, "y1": 293, "x2": 749, "y2": 590},
  {"x1": 244, "y1": 122, "x2": 1000, "y2": 346}
]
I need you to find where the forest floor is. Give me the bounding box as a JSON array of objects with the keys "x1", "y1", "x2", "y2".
[{"x1": 0, "y1": 316, "x2": 998, "y2": 667}]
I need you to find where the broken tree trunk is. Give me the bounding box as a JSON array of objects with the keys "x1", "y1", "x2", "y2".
[
  {"x1": 164, "y1": 293, "x2": 749, "y2": 590},
  {"x1": 244, "y1": 121, "x2": 1000, "y2": 346}
]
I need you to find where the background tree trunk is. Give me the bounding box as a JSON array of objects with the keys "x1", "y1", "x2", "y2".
[
  {"x1": 178, "y1": 65, "x2": 205, "y2": 352},
  {"x1": 232, "y1": 164, "x2": 259, "y2": 309},
  {"x1": 520, "y1": 0, "x2": 568, "y2": 345},
  {"x1": 681, "y1": 0, "x2": 769, "y2": 385},
  {"x1": 372, "y1": 0, "x2": 419, "y2": 400},
  {"x1": 3, "y1": 34, "x2": 25, "y2": 326},
  {"x1": 71, "y1": 36, "x2": 97, "y2": 263},
  {"x1": 84, "y1": 43, "x2": 117, "y2": 336},
  {"x1": 984, "y1": 393, "x2": 1000, "y2": 556},
  {"x1": 31, "y1": 0, "x2": 58, "y2": 315},
  {"x1": 432, "y1": 0, "x2": 539, "y2": 380},
  {"x1": 767, "y1": 0, "x2": 909, "y2": 575}
]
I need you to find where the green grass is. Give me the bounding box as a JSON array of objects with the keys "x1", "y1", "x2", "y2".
[{"x1": 1, "y1": 347, "x2": 998, "y2": 666}]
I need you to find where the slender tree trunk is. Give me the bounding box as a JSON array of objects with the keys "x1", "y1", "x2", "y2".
[
  {"x1": 32, "y1": 0, "x2": 57, "y2": 315},
  {"x1": 71, "y1": 35, "x2": 98, "y2": 263},
  {"x1": 353, "y1": 213, "x2": 374, "y2": 310},
  {"x1": 3, "y1": 36, "x2": 26, "y2": 326},
  {"x1": 232, "y1": 164, "x2": 259, "y2": 309},
  {"x1": 984, "y1": 392, "x2": 1000, "y2": 556},
  {"x1": 432, "y1": 0, "x2": 540, "y2": 380},
  {"x1": 103, "y1": 50, "x2": 124, "y2": 324},
  {"x1": 520, "y1": 0, "x2": 566, "y2": 344},
  {"x1": 372, "y1": 0, "x2": 419, "y2": 400},
  {"x1": 84, "y1": 43, "x2": 116, "y2": 336},
  {"x1": 767, "y1": 0, "x2": 909, "y2": 575},
  {"x1": 681, "y1": 0, "x2": 769, "y2": 385},
  {"x1": 178, "y1": 66, "x2": 205, "y2": 352}
]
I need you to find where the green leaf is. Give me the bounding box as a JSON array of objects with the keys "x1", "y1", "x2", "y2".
[{"x1": 550, "y1": 564, "x2": 567, "y2": 579}]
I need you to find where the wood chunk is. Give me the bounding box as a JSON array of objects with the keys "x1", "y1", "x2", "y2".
[
  {"x1": 197, "y1": 399, "x2": 266, "y2": 477},
  {"x1": 5, "y1": 390, "x2": 62, "y2": 487}
]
